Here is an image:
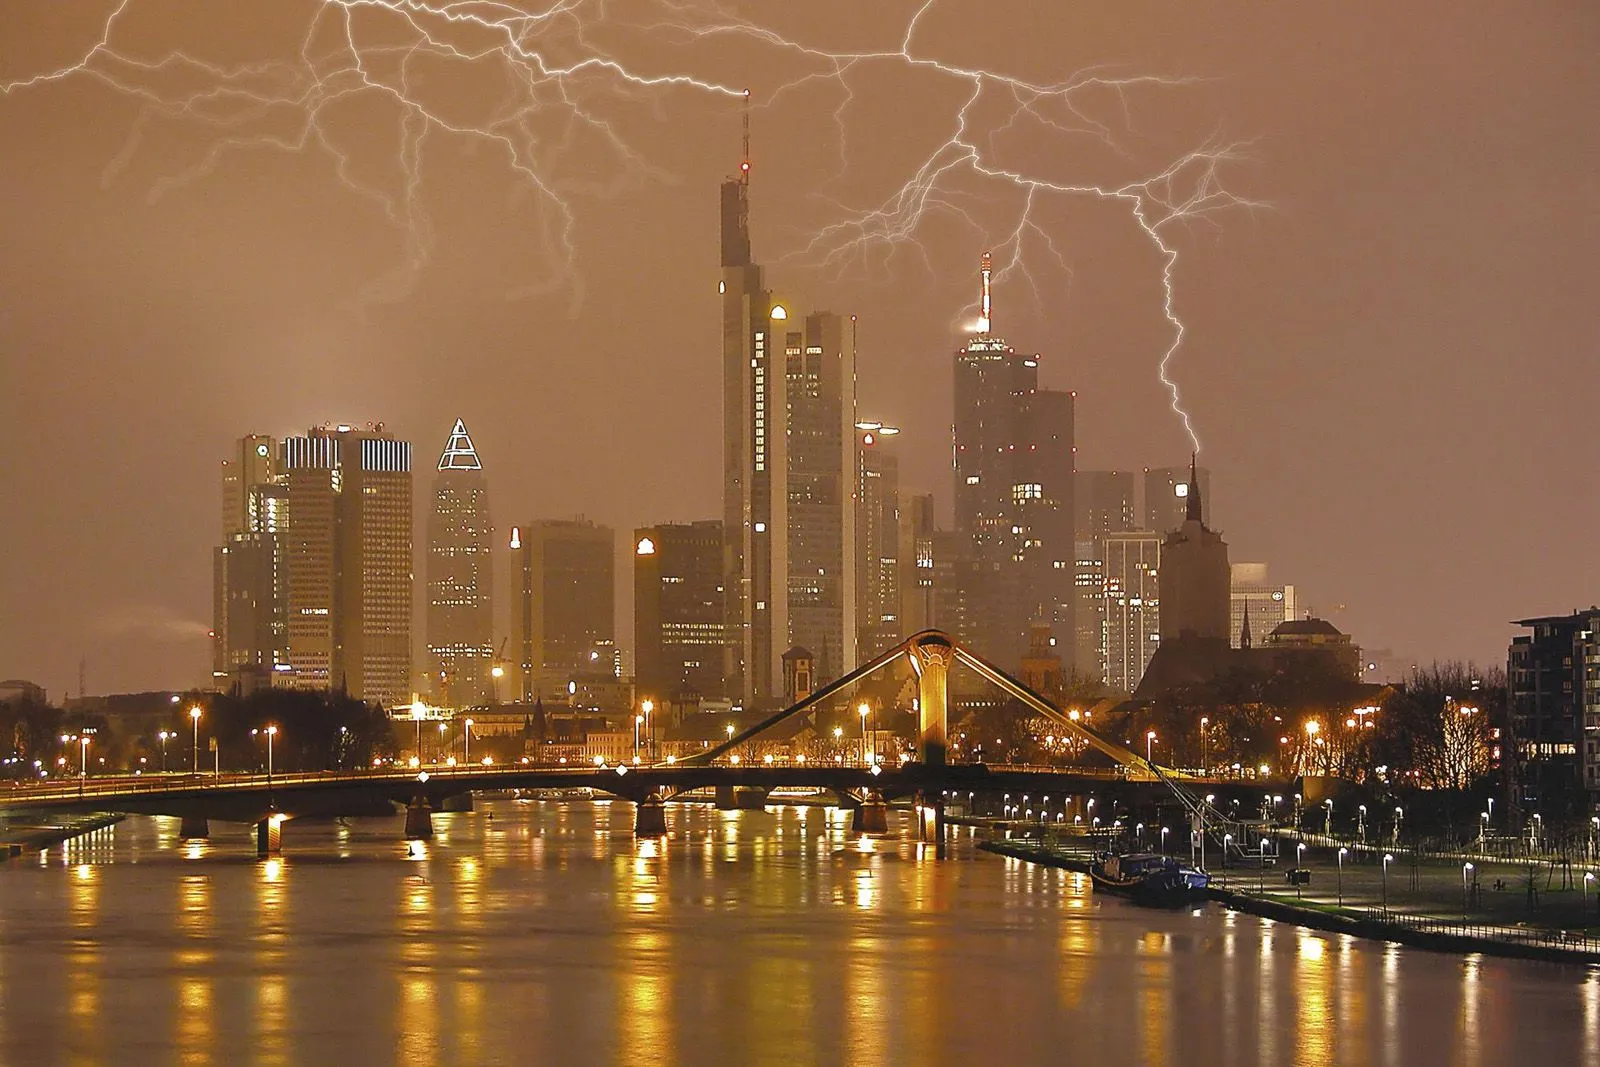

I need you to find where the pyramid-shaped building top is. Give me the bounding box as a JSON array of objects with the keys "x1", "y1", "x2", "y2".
[{"x1": 437, "y1": 418, "x2": 483, "y2": 471}]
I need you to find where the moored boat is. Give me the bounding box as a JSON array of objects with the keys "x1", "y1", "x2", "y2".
[{"x1": 1088, "y1": 852, "x2": 1210, "y2": 907}]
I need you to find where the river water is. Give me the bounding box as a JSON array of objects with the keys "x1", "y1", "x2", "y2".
[{"x1": 0, "y1": 798, "x2": 1594, "y2": 1066}]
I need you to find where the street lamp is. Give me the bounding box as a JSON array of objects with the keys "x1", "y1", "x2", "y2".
[
  {"x1": 1337, "y1": 847, "x2": 1348, "y2": 907},
  {"x1": 265, "y1": 725, "x2": 277, "y2": 784},
  {"x1": 634, "y1": 714, "x2": 643, "y2": 761},
  {"x1": 641, "y1": 699, "x2": 654, "y2": 760},
  {"x1": 189, "y1": 705, "x2": 203, "y2": 774},
  {"x1": 1324, "y1": 799, "x2": 1334, "y2": 837},
  {"x1": 1357, "y1": 804, "x2": 1367, "y2": 843},
  {"x1": 1146, "y1": 730, "x2": 1157, "y2": 765},
  {"x1": 1462, "y1": 861, "x2": 1475, "y2": 917},
  {"x1": 1382, "y1": 853, "x2": 1394, "y2": 911},
  {"x1": 1160, "y1": 826, "x2": 1169, "y2": 854},
  {"x1": 158, "y1": 730, "x2": 170, "y2": 772},
  {"x1": 463, "y1": 719, "x2": 474, "y2": 765},
  {"x1": 858, "y1": 702, "x2": 871, "y2": 766},
  {"x1": 410, "y1": 700, "x2": 427, "y2": 762},
  {"x1": 79, "y1": 734, "x2": 91, "y2": 778},
  {"x1": 1295, "y1": 842, "x2": 1306, "y2": 898},
  {"x1": 1198, "y1": 717, "x2": 1209, "y2": 771},
  {"x1": 1393, "y1": 806, "x2": 1403, "y2": 846}
]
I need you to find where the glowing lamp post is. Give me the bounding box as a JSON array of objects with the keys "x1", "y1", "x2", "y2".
[
  {"x1": 158, "y1": 730, "x2": 170, "y2": 772},
  {"x1": 189, "y1": 705, "x2": 203, "y2": 774},
  {"x1": 1146, "y1": 730, "x2": 1157, "y2": 765},
  {"x1": 1337, "y1": 847, "x2": 1348, "y2": 907},
  {"x1": 1382, "y1": 853, "x2": 1394, "y2": 911},
  {"x1": 641, "y1": 699, "x2": 654, "y2": 761},
  {"x1": 410, "y1": 700, "x2": 427, "y2": 763},
  {"x1": 858, "y1": 702, "x2": 871, "y2": 766},
  {"x1": 265, "y1": 725, "x2": 277, "y2": 785},
  {"x1": 463, "y1": 719, "x2": 474, "y2": 766}
]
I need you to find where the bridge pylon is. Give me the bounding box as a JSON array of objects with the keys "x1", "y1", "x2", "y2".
[{"x1": 909, "y1": 630, "x2": 954, "y2": 767}]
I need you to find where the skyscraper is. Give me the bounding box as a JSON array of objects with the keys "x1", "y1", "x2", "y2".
[
  {"x1": 1076, "y1": 470, "x2": 1137, "y2": 546},
  {"x1": 856, "y1": 421, "x2": 901, "y2": 657},
  {"x1": 898, "y1": 492, "x2": 936, "y2": 637},
  {"x1": 426, "y1": 419, "x2": 493, "y2": 706},
  {"x1": 213, "y1": 435, "x2": 287, "y2": 688},
  {"x1": 720, "y1": 135, "x2": 857, "y2": 705},
  {"x1": 509, "y1": 519, "x2": 615, "y2": 699},
  {"x1": 1072, "y1": 470, "x2": 1136, "y2": 681},
  {"x1": 1230, "y1": 562, "x2": 1297, "y2": 649},
  {"x1": 1103, "y1": 531, "x2": 1161, "y2": 694},
  {"x1": 720, "y1": 136, "x2": 770, "y2": 706},
  {"x1": 279, "y1": 425, "x2": 414, "y2": 708},
  {"x1": 951, "y1": 253, "x2": 1075, "y2": 668},
  {"x1": 1143, "y1": 464, "x2": 1212, "y2": 536},
  {"x1": 1157, "y1": 457, "x2": 1230, "y2": 644},
  {"x1": 633, "y1": 521, "x2": 725, "y2": 702}
]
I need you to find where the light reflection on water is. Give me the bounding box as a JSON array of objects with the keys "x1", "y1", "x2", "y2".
[{"x1": 0, "y1": 800, "x2": 1595, "y2": 1066}]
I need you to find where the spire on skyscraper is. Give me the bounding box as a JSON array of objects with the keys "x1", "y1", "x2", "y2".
[
  {"x1": 437, "y1": 419, "x2": 483, "y2": 471},
  {"x1": 977, "y1": 250, "x2": 993, "y2": 334},
  {"x1": 1185, "y1": 451, "x2": 1202, "y2": 524}
]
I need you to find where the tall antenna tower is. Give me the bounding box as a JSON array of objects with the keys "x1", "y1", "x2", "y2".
[{"x1": 740, "y1": 88, "x2": 751, "y2": 186}]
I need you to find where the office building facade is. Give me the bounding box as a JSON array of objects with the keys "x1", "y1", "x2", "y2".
[
  {"x1": 213, "y1": 435, "x2": 287, "y2": 687},
  {"x1": 425, "y1": 419, "x2": 494, "y2": 706},
  {"x1": 720, "y1": 164, "x2": 857, "y2": 705},
  {"x1": 951, "y1": 253, "x2": 1074, "y2": 668},
  {"x1": 509, "y1": 519, "x2": 615, "y2": 700},
  {"x1": 856, "y1": 422, "x2": 902, "y2": 657},
  {"x1": 1103, "y1": 531, "x2": 1161, "y2": 694},
  {"x1": 1230, "y1": 562, "x2": 1297, "y2": 649},
  {"x1": 634, "y1": 521, "x2": 726, "y2": 702}
]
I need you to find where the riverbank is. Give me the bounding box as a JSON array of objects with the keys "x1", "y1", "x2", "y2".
[
  {"x1": 0, "y1": 813, "x2": 124, "y2": 861},
  {"x1": 979, "y1": 835, "x2": 1600, "y2": 967}
]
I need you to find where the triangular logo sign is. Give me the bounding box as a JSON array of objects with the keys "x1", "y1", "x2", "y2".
[{"x1": 437, "y1": 418, "x2": 483, "y2": 471}]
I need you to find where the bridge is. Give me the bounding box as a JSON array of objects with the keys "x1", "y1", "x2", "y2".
[{"x1": 0, "y1": 631, "x2": 1286, "y2": 857}]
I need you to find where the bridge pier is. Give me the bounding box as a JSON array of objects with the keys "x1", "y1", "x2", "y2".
[
  {"x1": 254, "y1": 815, "x2": 283, "y2": 857},
  {"x1": 852, "y1": 790, "x2": 889, "y2": 835},
  {"x1": 404, "y1": 796, "x2": 434, "y2": 840},
  {"x1": 910, "y1": 632, "x2": 953, "y2": 766},
  {"x1": 441, "y1": 792, "x2": 475, "y2": 813},
  {"x1": 917, "y1": 792, "x2": 947, "y2": 859},
  {"x1": 734, "y1": 786, "x2": 769, "y2": 811},
  {"x1": 714, "y1": 785, "x2": 737, "y2": 811},
  {"x1": 635, "y1": 793, "x2": 668, "y2": 837},
  {"x1": 178, "y1": 813, "x2": 209, "y2": 840}
]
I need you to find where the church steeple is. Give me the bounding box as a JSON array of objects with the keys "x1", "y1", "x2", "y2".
[
  {"x1": 1185, "y1": 451, "x2": 1203, "y2": 524},
  {"x1": 1240, "y1": 598, "x2": 1253, "y2": 650}
]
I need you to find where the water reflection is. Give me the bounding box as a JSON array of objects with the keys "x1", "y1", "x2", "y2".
[
  {"x1": 69, "y1": 862, "x2": 101, "y2": 1062},
  {"x1": 0, "y1": 803, "x2": 1594, "y2": 1067},
  {"x1": 176, "y1": 873, "x2": 214, "y2": 1064}
]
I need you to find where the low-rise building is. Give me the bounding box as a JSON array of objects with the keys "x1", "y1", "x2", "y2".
[{"x1": 1509, "y1": 608, "x2": 1600, "y2": 811}]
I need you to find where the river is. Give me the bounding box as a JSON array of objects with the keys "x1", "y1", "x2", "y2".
[{"x1": 0, "y1": 797, "x2": 1594, "y2": 1065}]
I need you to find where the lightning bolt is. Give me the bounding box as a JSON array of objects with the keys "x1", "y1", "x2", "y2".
[{"x1": 2, "y1": 0, "x2": 1259, "y2": 446}]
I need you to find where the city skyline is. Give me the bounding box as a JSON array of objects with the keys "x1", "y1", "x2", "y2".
[{"x1": 2, "y1": 5, "x2": 1593, "y2": 695}]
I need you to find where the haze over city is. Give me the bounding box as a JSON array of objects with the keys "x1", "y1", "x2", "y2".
[{"x1": 1, "y1": 1, "x2": 1594, "y2": 697}]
